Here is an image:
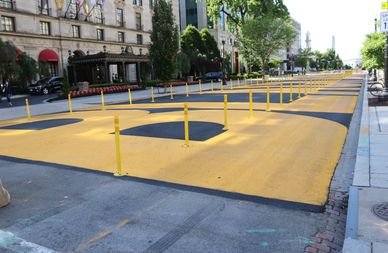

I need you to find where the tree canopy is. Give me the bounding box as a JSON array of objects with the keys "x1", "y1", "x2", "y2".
[
  {"x1": 149, "y1": 0, "x2": 179, "y2": 82},
  {"x1": 239, "y1": 14, "x2": 297, "y2": 71},
  {"x1": 205, "y1": 0, "x2": 289, "y2": 28},
  {"x1": 361, "y1": 32, "x2": 385, "y2": 70}
]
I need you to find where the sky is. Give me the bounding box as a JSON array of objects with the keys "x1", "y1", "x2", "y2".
[{"x1": 283, "y1": 0, "x2": 382, "y2": 65}]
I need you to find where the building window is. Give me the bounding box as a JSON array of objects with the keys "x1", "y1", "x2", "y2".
[
  {"x1": 116, "y1": 8, "x2": 124, "y2": 27},
  {"x1": 0, "y1": 0, "x2": 13, "y2": 9},
  {"x1": 72, "y1": 25, "x2": 80, "y2": 38},
  {"x1": 118, "y1": 32, "x2": 125, "y2": 42},
  {"x1": 1, "y1": 16, "x2": 14, "y2": 31},
  {"x1": 96, "y1": 29, "x2": 104, "y2": 41},
  {"x1": 133, "y1": 0, "x2": 142, "y2": 6},
  {"x1": 91, "y1": 4, "x2": 103, "y2": 24},
  {"x1": 186, "y1": 0, "x2": 198, "y2": 28},
  {"x1": 40, "y1": 21, "x2": 50, "y2": 35},
  {"x1": 136, "y1": 34, "x2": 143, "y2": 44},
  {"x1": 135, "y1": 13, "x2": 142, "y2": 30},
  {"x1": 38, "y1": 0, "x2": 49, "y2": 15},
  {"x1": 67, "y1": 0, "x2": 77, "y2": 19}
]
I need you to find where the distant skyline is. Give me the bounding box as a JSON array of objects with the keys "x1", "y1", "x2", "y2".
[{"x1": 283, "y1": 0, "x2": 382, "y2": 65}]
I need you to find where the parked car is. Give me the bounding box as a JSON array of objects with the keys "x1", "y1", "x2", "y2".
[
  {"x1": 29, "y1": 76, "x2": 63, "y2": 95},
  {"x1": 203, "y1": 72, "x2": 225, "y2": 81}
]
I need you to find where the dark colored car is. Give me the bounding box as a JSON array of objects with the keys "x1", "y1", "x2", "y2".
[
  {"x1": 29, "y1": 76, "x2": 63, "y2": 95},
  {"x1": 203, "y1": 72, "x2": 225, "y2": 81}
]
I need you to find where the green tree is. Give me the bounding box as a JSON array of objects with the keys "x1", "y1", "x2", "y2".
[
  {"x1": 149, "y1": 0, "x2": 179, "y2": 82},
  {"x1": 295, "y1": 48, "x2": 314, "y2": 70},
  {"x1": 177, "y1": 51, "x2": 191, "y2": 77},
  {"x1": 320, "y1": 49, "x2": 343, "y2": 70},
  {"x1": 205, "y1": 0, "x2": 288, "y2": 28},
  {"x1": 239, "y1": 14, "x2": 297, "y2": 72},
  {"x1": 181, "y1": 25, "x2": 206, "y2": 75},
  {"x1": 200, "y1": 29, "x2": 221, "y2": 61},
  {"x1": 16, "y1": 53, "x2": 38, "y2": 87},
  {"x1": 361, "y1": 32, "x2": 385, "y2": 70}
]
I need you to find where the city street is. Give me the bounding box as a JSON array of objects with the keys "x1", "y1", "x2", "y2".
[{"x1": 0, "y1": 74, "x2": 362, "y2": 252}]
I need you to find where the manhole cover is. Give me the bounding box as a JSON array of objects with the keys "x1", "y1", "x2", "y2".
[{"x1": 372, "y1": 203, "x2": 388, "y2": 221}]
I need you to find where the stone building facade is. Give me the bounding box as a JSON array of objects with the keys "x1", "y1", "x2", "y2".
[{"x1": 0, "y1": 0, "x2": 179, "y2": 82}]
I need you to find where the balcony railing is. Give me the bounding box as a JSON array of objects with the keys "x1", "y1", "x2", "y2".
[{"x1": 136, "y1": 24, "x2": 143, "y2": 31}]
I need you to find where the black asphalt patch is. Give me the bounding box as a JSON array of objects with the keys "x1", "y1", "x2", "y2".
[
  {"x1": 276, "y1": 111, "x2": 353, "y2": 128},
  {"x1": 119, "y1": 121, "x2": 226, "y2": 141},
  {"x1": 0, "y1": 118, "x2": 83, "y2": 130},
  {"x1": 129, "y1": 92, "x2": 304, "y2": 104}
]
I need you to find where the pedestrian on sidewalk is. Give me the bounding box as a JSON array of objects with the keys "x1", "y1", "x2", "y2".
[{"x1": 3, "y1": 77, "x2": 12, "y2": 106}]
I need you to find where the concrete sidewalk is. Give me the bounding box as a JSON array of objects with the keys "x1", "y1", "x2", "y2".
[{"x1": 343, "y1": 74, "x2": 388, "y2": 252}]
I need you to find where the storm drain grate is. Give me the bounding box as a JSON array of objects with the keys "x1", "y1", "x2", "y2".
[{"x1": 372, "y1": 202, "x2": 388, "y2": 221}]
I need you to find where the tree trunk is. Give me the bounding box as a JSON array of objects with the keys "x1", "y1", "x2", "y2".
[{"x1": 0, "y1": 179, "x2": 10, "y2": 208}]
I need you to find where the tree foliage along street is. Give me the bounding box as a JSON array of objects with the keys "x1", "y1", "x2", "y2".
[
  {"x1": 180, "y1": 25, "x2": 221, "y2": 75},
  {"x1": 361, "y1": 32, "x2": 385, "y2": 70},
  {"x1": 239, "y1": 14, "x2": 297, "y2": 72},
  {"x1": 205, "y1": 0, "x2": 289, "y2": 28},
  {"x1": 0, "y1": 39, "x2": 37, "y2": 88},
  {"x1": 149, "y1": 0, "x2": 179, "y2": 82}
]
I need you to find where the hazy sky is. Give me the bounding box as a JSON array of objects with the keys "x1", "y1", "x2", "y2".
[{"x1": 283, "y1": 0, "x2": 382, "y2": 64}]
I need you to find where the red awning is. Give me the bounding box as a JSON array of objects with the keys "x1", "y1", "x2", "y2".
[{"x1": 39, "y1": 49, "x2": 59, "y2": 62}]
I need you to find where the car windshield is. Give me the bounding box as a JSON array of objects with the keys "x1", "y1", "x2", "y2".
[{"x1": 36, "y1": 78, "x2": 50, "y2": 84}]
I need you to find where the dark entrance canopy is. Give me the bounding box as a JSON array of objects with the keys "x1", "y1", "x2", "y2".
[{"x1": 68, "y1": 50, "x2": 149, "y2": 85}]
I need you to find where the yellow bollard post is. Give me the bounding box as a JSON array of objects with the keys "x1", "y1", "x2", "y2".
[
  {"x1": 318, "y1": 79, "x2": 321, "y2": 90},
  {"x1": 249, "y1": 89, "x2": 253, "y2": 118},
  {"x1": 304, "y1": 80, "x2": 307, "y2": 95},
  {"x1": 186, "y1": 82, "x2": 189, "y2": 97},
  {"x1": 289, "y1": 82, "x2": 293, "y2": 102},
  {"x1": 199, "y1": 80, "x2": 202, "y2": 94},
  {"x1": 256, "y1": 78, "x2": 259, "y2": 86},
  {"x1": 211, "y1": 80, "x2": 214, "y2": 93},
  {"x1": 298, "y1": 81, "x2": 301, "y2": 99},
  {"x1": 114, "y1": 115, "x2": 124, "y2": 177},
  {"x1": 68, "y1": 93, "x2": 73, "y2": 114},
  {"x1": 101, "y1": 91, "x2": 105, "y2": 110},
  {"x1": 314, "y1": 80, "x2": 317, "y2": 92},
  {"x1": 25, "y1": 98, "x2": 31, "y2": 121},
  {"x1": 309, "y1": 80, "x2": 312, "y2": 93},
  {"x1": 170, "y1": 83, "x2": 174, "y2": 100},
  {"x1": 151, "y1": 86, "x2": 155, "y2": 102},
  {"x1": 184, "y1": 103, "x2": 190, "y2": 147},
  {"x1": 231, "y1": 79, "x2": 235, "y2": 89},
  {"x1": 266, "y1": 86, "x2": 271, "y2": 112},
  {"x1": 250, "y1": 78, "x2": 253, "y2": 87},
  {"x1": 223, "y1": 95, "x2": 228, "y2": 130},
  {"x1": 128, "y1": 89, "x2": 133, "y2": 105},
  {"x1": 280, "y1": 83, "x2": 283, "y2": 106},
  {"x1": 230, "y1": 79, "x2": 233, "y2": 89}
]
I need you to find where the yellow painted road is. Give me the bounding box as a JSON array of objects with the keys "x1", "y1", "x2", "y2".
[{"x1": 0, "y1": 73, "x2": 360, "y2": 207}]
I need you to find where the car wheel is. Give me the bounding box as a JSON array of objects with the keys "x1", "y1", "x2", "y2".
[{"x1": 42, "y1": 88, "x2": 49, "y2": 95}]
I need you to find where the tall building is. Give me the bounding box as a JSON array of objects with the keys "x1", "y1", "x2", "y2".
[
  {"x1": 278, "y1": 18, "x2": 301, "y2": 71},
  {"x1": 305, "y1": 31, "x2": 311, "y2": 50},
  {"x1": 179, "y1": 0, "x2": 240, "y2": 73},
  {"x1": 0, "y1": 0, "x2": 180, "y2": 83}
]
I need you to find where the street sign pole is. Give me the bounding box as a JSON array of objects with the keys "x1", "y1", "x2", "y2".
[{"x1": 385, "y1": 32, "x2": 388, "y2": 88}]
